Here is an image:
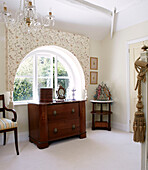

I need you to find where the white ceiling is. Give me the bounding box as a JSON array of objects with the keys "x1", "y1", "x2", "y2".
[{"x1": 1, "y1": 0, "x2": 148, "y2": 40}]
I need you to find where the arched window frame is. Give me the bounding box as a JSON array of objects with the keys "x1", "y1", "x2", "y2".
[{"x1": 14, "y1": 46, "x2": 86, "y2": 104}]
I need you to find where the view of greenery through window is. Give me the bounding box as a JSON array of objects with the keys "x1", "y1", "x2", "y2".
[
  {"x1": 13, "y1": 55, "x2": 69, "y2": 101},
  {"x1": 57, "y1": 60, "x2": 69, "y2": 96},
  {"x1": 14, "y1": 56, "x2": 33, "y2": 101},
  {"x1": 37, "y1": 56, "x2": 51, "y2": 96}
]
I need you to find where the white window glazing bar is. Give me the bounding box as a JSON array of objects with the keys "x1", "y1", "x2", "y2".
[
  {"x1": 54, "y1": 55, "x2": 58, "y2": 98},
  {"x1": 57, "y1": 77, "x2": 69, "y2": 79},
  {"x1": 50, "y1": 55, "x2": 53, "y2": 88},
  {"x1": 34, "y1": 54, "x2": 38, "y2": 101},
  {"x1": 15, "y1": 76, "x2": 33, "y2": 78}
]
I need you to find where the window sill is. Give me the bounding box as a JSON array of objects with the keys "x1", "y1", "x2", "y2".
[
  {"x1": 14, "y1": 100, "x2": 35, "y2": 106},
  {"x1": 14, "y1": 102, "x2": 28, "y2": 106}
]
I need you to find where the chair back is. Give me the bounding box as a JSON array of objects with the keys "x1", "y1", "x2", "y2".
[{"x1": 0, "y1": 94, "x2": 5, "y2": 118}]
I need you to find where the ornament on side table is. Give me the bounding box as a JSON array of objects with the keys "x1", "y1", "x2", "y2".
[{"x1": 94, "y1": 82, "x2": 112, "y2": 101}]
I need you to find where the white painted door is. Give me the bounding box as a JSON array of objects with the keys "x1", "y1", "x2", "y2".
[{"x1": 129, "y1": 41, "x2": 148, "y2": 132}]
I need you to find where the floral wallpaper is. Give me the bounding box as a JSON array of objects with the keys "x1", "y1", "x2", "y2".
[{"x1": 6, "y1": 23, "x2": 90, "y2": 91}]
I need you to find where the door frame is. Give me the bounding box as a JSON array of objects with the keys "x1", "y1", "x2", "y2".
[{"x1": 126, "y1": 36, "x2": 148, "y2": 132}]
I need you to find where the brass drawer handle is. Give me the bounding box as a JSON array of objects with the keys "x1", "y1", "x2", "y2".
[
  {"x1": 53, "y1": 110, "x2": 57, "y2": 116},
  {"x1": 54, "y1": 128, "x2": 58, "y2": 133},
  {"x1": 72, "y1": 108, "x2": 75, "y2": 113},
  {"x1": 72, "y1": 124, "x2": 76, "y2": 129}
]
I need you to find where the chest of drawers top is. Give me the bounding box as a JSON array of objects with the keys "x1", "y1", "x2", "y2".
[{"x1": 29, "y1": 99, "x2": 85, "y2": 105}]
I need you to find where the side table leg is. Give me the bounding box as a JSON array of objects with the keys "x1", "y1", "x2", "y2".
[
  {"x1": 100, "y1": 103, "x2": 103, "y2": 122},
  {"x1": 108, "y1": 114, "x2": 111, "y2": 131},
  {"x1": 92, "y1": 114, "x2": 95, "y2": 130},
  {"x1": 100, "y1": 115, "x2": 103, "y2": 122}
]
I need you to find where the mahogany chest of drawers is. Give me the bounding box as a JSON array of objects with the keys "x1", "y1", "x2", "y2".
[{"x1": 28, "y1": 100, "x2": 86, "y2": 149}]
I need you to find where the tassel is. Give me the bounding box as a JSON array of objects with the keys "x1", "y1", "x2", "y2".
[
  {"x1": 133, "y1": 54, "x2": 148, "y2": 143},
  {"x1": 133, "y1": 111, "x2": 146, "y2": 143}
]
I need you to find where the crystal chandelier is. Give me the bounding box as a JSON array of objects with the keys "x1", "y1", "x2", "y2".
[{"x1": 0, "y1": 0, "x2": 55, "y2": 28}]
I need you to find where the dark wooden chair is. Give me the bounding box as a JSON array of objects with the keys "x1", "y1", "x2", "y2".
[{"x1": 0, "y1": 94, "x2": 19, "y2": 155}]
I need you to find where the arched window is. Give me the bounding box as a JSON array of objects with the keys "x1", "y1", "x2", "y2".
[
  {"x1": 13, "y1": 46, "x2": 85, "y2": 102},
  {"x1": 14, "y1": 53, "x2": 73, "y2": 102}
]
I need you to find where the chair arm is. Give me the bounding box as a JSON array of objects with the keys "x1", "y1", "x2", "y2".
[{"x1": 4, "y1": 106, "x2": 17, "y2": 122}]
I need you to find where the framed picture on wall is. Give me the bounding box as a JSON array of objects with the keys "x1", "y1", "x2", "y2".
[
  {"x1": 90, "y1": 71, "x2": 98, "y2": 84},
  {"x1": 90, "y1": 57, "x2": 98, "y2": 70}
]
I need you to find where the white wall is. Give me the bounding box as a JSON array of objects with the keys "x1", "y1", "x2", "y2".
[
  {"x1": 87, "y1": 39, "x2": 102, "y2": 126},
  {"x1": 100, "y1": 20, "x2": 148, "y2": 131}
]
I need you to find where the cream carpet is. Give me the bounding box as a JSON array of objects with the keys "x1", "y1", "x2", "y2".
[{"x1": 0, "y1": 128, "x2": 140, "y2": 170}]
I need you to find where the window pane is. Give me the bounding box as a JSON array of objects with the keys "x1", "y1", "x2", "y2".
[
  {"x1": 38, "y1": 57, "x2": 51, "y2": 77},
  {"x1": 13, "y1": 78, "x2": 33, "y2": 101},
  {"x1": 16, "y1": 56, "x2": 33, "y2": 77},
  {"x1": 38, "y1": 78, "x2": 51, "y2": 98},
  {"x1": 58, "y1": 79, "x2": 69, "y2": 93},
  {"x1": 38, "y1": 78, "x2": 51, "y2": 89},
  {"x1": 57, "y1": 60, "x2": 68, "y2": 76}
]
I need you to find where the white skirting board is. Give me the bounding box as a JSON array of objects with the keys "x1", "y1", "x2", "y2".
[{"x1": 111, "y1": 122, "x2": 129, "y2": 132}]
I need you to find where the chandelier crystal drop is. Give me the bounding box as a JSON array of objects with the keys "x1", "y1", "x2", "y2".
[
  {"x1": 44, "y1": 12, "x2": 55, "y2": 27},
  {"x1": 18, "y1": 0, "x2": 38, "y2": 26},
  {"x1": 0, "y1": 2, "x2": 14, "y2": 24}
]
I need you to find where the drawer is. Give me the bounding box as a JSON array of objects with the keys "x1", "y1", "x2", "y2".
[
  {"x1": 47, "y1": 103, "x2": 79, "y2": 121},
  {"x1": 48, "y1": 119, "x2": 80, "y2": 141}
]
